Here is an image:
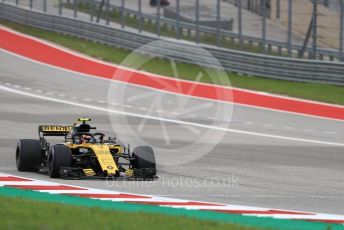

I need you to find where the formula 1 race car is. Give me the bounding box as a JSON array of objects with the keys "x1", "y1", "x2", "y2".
[{"x1": 16, "y1": 118, "x2": 156, "y2": 179}]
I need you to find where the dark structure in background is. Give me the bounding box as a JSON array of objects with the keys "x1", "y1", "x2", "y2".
[{"x1": 150, "y1": 0, "x2": 170, "y2": 7}]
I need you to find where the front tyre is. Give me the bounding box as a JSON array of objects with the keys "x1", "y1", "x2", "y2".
[
  {"x1": 48, "y1": 144, "x2": 72, "y2": 178},
  {"x1": 131, "y1": 146, "x2": 156, "y2": 179},
  {"x1": 16, "y1": 139, "x2": 42, "y2": 172}
]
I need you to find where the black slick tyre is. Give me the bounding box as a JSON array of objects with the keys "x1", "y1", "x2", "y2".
[
  {"x1": 16, "y1": 139, "x2": 42, "y2": 172},
  {"x1": 131, "y1": 146, "x2": 156, "y2": 179},
  {"x1": 48, "y1": 144, "x2": 72, "y2": 178}
]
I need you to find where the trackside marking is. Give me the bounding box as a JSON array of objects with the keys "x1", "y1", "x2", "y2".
[
  {"x1": 67, "y1": 193, "x2": 151, "y2": 199},
  {"x1": 125, "y1": 201, "x2": 226, "y2": 206},
  {"x1": 3, "y1": 48, "x2": 344, "y2": 124},
  {"x1": 1, "y1": 173, "x2": 344, "y2": 224},
  {"x1": 1, "y1": 27, "x2": 344, "y2": 121},
  {"x1": 298, "y1": 219, "x2": 344, "y2": 224},
  {"x1": 209, "y1": 209, "x2": 313, "y2": 215},
  {"x1": 0, "y1": 176, "x2": 32, "y2": 182},
  {"x1": 2, "y1": 25, "x2": 343, "y2": 109},
  {"x1": 6, "y1": 185, "x2": 87, "y2": 190},
  {"x1": 0, "y1": 84, "x2": 343, "y2": 146}
]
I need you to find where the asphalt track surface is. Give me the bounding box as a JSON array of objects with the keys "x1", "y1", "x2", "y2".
[{"x1": 0, "y1": 49, "x2": 344, "y2": 216}]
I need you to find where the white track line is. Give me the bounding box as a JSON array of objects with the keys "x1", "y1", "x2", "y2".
[{"x1": 0, "y1": 84, "x2": 343, "y2": 146}]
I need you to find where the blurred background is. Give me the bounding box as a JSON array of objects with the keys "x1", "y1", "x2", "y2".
[{"x1": 3, "y1": 0, "x2": 344, "y2": 61}]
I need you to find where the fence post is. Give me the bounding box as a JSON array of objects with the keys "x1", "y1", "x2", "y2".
[
  {"x1": 299, "y1": 17, "x2": 314, "y2": 58},
  {"x1": 176, "y1": 0, "x2": 180, "y2": 40},
  {"x1": 29, "y1": 0, "x2": 33, "y2": 9},
  {"x1": 216, "y1": 0, "x2": 221, "y2": 47},
  {"x1": 105, "y1": 0, "x2": 109, "y2": 25},
  {"x1": 261, "y1": 0, "x2": 266, "y2": 53},
  {"x1": 43, "y1": 0, "x2": 47, "y2": 12},
  {"x1": 312, "y1": 0, "x2": 317, "y2": 59},
  {"x1": 276, "y1": 0, "x2": 280, "y2": 19},
  {"x1": 287, "y1": 0, "x2": 292, "y2": 57},
  {"x1": 90, "y1": 0, "x2": 94, "y2": 21},
  {"x1": 157, "y1": 0, "x2": 161, "y2": 37},
  {"x1": 340, "y1": 0, "x2": 344, "y2": 61},
  {"x1": 138, "y1": 0, "x2": 142, "y2": 33},
  {"x1": 59, "y1": 0, "x2": 62, "y2": 15},
  {"x1": 96, "y1": 0, "x2": 105, "y2": 23},
  {"x1": 238, "y1": 0, "x2": 243, "y2": 49},
  {"x1": 73, "y1": 0, "x2": 77, "y2": 18},
  {"x1": 195, "y1": 0, "x2": 200, "y2": 44},
  {"x1": 16, "y1": 0, "x2": 18, "y2": 6},
  {"x1": 121, "y1": 0, "x2": 125, "y2": 29}
]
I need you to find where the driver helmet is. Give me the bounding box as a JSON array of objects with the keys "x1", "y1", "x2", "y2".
[{"x1": 81, "y1": 134, "x2": 92, "y2": 143}]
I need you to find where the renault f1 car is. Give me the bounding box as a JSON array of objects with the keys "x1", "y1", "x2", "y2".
[{"x1": 16, "y1": 118, "x2": 156, "y2": 179}]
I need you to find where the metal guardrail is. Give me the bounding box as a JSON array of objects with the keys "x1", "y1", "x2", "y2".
[{"x1": 1, "y1": 3, "x2": 344, "y2": 85}]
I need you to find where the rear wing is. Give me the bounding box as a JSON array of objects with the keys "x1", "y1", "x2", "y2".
[{"x1": 38, "y1": 125, "x2": 73, "y2": 137}]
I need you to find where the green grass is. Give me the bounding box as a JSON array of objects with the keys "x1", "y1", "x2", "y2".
[
  {"x1": 0, "y1": 187, "x2": 341, "y2": 230},
  {"x1": 0, "y1": 196, "x2": 263, "y2": 230},
  {"x1": 1, "y1": 19, "x2": 344, "y2": 105}
]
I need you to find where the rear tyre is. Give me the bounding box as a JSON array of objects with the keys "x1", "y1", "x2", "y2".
[
  {"x1": 131, "y1": 146, "x2": 156, "y2": 179},
  {"x1": 16, "y1": 139, "x2": 42, "y2": 172},
  {"x1": 48, "y1": 144, "x2": 72, "y2": 178}
]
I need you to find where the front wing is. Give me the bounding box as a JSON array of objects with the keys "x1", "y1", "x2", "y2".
[{"x1": 59, "y1": 167, "x2": 156, "y2": 180}]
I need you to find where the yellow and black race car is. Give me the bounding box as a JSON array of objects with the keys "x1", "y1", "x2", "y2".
[{"x1": 16, "y1": 118, "x2": 156, "y2": 179}]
